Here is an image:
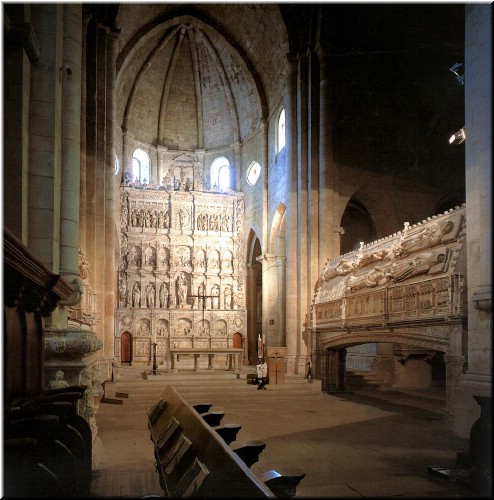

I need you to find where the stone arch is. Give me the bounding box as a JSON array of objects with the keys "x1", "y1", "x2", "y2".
[
  {"x1": 232, "y1": 331, "x2": 242, "y2": 349},
  {"x1": 432, "y1": 191, "x2": 466, "y2": 216},
  {"x1": 340, "y1": 189, "x2": 396, "y2": 244},
  {"x1": 320, "y1": 329, "x2": 450, "y2": 353},
  {"x1": 246, "y1": 229, "x2": 262, "y2": 364},
  {"x1": 340, "y1": 196, "x2": 378, "y2": 255},
  {"x1": 246, "y1": 228, "x2": 261, "y2": 265},
  {"x1": 269, "y1": 203, "x2": 286, "y2": 254}
]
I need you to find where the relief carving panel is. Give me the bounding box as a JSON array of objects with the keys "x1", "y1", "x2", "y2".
[
  {"x1": 116, "y1": 185, "x2": 246, "y2": 362},
  {"x1": 314, "y1": 206, "x2": 466, "y2": 331}
]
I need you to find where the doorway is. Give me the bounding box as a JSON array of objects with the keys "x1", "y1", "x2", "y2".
[{"x1": 121, "y1": 331, "x2": 132, "y2": 364}]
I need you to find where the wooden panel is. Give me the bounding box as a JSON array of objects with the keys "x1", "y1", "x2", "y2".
[{"x1": 148, "y1": 385, "x2": 274, "y2": 498}]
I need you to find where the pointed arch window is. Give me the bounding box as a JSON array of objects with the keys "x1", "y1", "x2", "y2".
[
  {"x1": 132, "y1": 148, "x2": 151, "y2": 184},
  {"x1": 246, "y1": 161, "x2": 261, "y2": 186},
  {"x1": 277, "y1": 108, "x2": 286, "y2": 152},
  {"x1": 210, "y1": 156, "x2": 230, "y2": 191}
]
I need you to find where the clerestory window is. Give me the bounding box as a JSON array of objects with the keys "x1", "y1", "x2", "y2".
[
  {"x1": 210, "y1": 156, "x2": 230, "y2": 191},
  {"x1": 277, "y1": 108, "x2": 286, "y2": 152},
  {"x1": 132, "y1": 148, "x2": 151, "y2": 184}
]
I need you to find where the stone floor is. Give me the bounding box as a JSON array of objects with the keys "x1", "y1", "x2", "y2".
[{"x1": 90, "y1": 363, "x2": 480, "y2": 498}]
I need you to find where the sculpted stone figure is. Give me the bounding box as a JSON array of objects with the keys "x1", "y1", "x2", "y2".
[
  {"x1": 79, "y1": 248, "x2": 91, "y2": 281},
  {"x1": 119, "y1": 274, "x2": 128, "y2": 306},
  {"x1": 177, "y1": 272, "x2": 188, "y2": 306},
  {"x1": 146, "y1": 282, "x2": 155, "y2": 308},
  {"x1": 210, "y1": 284, "x2": 220, "y2": 309},
  {"x1": 144, "y1": 244, "x2": 153, "y2": 266},
  {"x1": 151, "y1": 210, "x2": 158, "y2": 228},
  {"x1": 224, "y1": 285, "x2": 233, "y2": 309},
  {"x1": 197, "y1": 282, "x2": 206, "y2": 309},
  {"x1": 209, "y1": 251, "x2": 219, "y2": 270},
  {"x1": 158, "y1": 245, "x2": 168, "y2": 268},
  {"x1": 131, "y1": 245, "x2": 141, "y2": 267},
  {"x1": 347, "y1": 266, "x2": 389, "y2": 292},
  {"x1": 400, "y1": 221, "x2": 454, "y2": 257},
  {"x1": 389, "y1": 251, "x2": 446, "y2": 283},
  {"x1": 159, "y1": 283, "x2": 169, "y2": 308},
  {"x1": 47, "y1": 370, "x2": 69, "y2": 390},
  {"x1": 132, "y1": 283, "x2": 141, "y2": 307},
  {"x1": 138, "y1": 321, "x2": 149, "y2": 335}
]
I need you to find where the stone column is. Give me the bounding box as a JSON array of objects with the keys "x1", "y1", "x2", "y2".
[
  {"x1": 276, "y1": 254, "x2": 287, "y2": 346},
  {"x1": 123, "y1": 130, "x2": 134, "y2": 181},
  {"x1": 157, "y1": 145, "x2": 168, "y2": 184},
  {"x1": 455, "y1": 4, "x2": 492, "y2": 438},
  {"x1": 45, "y1": 329, "x2": 104, "y2": 467},
  {"x1": 444, "y1": 353, "x2": 465, "y2": 427},
  {"x1": 297, "y1": 51, "x2": 310, "y2": 375},
  {"x1": 317, "y1": 49, "x2": 340, "y2": 264},
  {"x1": 232, "y1": 142, "x2": 242, "y2": 193},
  {"x1": 285, "y1": 52, "x2": 299, "y2": 375},
  {"x1": 195, "y1": 149, "x2": 206, "y2": 188},
  {"x1": 79, "y1": 12, "x2": 91, "y2": 252},
  {"x1": 56, "y1": 4, "x2": 83, "y2": 322},
  {"x1": 2, "y1": 8, "x2": 39, "y2": 241},
  {"x1": 257, "y1": 253, "x2": 282, "y2": 348},
  {"x1": 312, "y1": 348, "x2": 326, "y2": 382},
  {"x1": 28, "y1": 4, "x2": 61, "y2": 271},
  {"x1": 104, "y1": 27, "x2": 119, "y2": 357},
  {"x1": 247, "y1": 264, "x2": 258, "y2": 364},
  {"x1": 308, "y1": 50, "x2": 321, "y2": 354}
]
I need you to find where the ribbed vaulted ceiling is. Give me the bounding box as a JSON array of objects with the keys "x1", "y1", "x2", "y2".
[{"x1": 115, "y1": 5, "x2": 288, "y2": 152}]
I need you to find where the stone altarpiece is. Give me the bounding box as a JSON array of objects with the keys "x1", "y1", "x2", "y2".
[{"x1": 116, "y1": 155, "x2": 247, "y2": 367}]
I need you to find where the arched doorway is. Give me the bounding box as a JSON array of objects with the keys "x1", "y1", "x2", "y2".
[
  {"x1": 233, "y1": 332, "x2": 242, "y2": 349},
  {"x1": 121, "y1": 331, "x2": 132, "y2": 364},
  {"x1": 246, "y1": 231, "x2": 262, "y2": 364}
]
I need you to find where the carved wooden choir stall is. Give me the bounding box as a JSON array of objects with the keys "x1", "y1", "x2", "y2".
[{"x1": 3, "y1": 228, "x2": 94, "y2": 497}]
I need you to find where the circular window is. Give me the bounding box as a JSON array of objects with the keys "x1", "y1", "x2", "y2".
[{"x1": 246, "y1": 161, "x2": 261, "y2": 186}]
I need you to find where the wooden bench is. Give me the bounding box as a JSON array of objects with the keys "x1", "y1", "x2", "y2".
[
  {"x1": 147, "y1": 385, "x2": 274, "y2": 497},
  {"x1": 147, "y1": 385, "x2": 305, "y2": 498},
  {"x1": 260, "y1": 469, "x2": 306, "y2": 498},
  {"x1": 4, "y1": 386, "x2": 92, "y2": 497}
]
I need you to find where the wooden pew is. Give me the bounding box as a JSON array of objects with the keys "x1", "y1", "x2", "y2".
[
  {"x1": 213, "y1": 423, "x2": 242, "y2": 445},
  {"x1": 147, "y1": 385, "x2": 275, "y2": 497},
  {"x1": 260, "y1": 469, "x2": 306, "y2": 498},
  {"x1": 4, "y1": 386, "x2": 92, "y2": 497},
  {"x1": 231, "y1": 440, "x2": 267, "y2": 468}
]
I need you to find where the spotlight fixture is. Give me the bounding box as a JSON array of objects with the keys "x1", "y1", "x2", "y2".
[
  {"x1": 449, "y1": 62, "x2": 464, "y2": 86},
  {"x1": 448, "y1": 127, "x2": 466, "y2": 145}
]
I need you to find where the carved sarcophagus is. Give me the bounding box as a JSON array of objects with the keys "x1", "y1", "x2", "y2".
[{"x1": 314, "y1": 205, "x2": 467, "y2": 331}]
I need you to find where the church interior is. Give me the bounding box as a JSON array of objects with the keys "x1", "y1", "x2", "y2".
[{"x1": 2, "y1": 3, "x2": 492, "y2": 498}]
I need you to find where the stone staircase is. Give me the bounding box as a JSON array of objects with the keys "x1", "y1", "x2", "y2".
[
  {"x1": 105, "y1": 364, "x2": 321, "y2": 409},
  {"x1": 346, "y1": 370, "x2": 392, "y2": 390}
]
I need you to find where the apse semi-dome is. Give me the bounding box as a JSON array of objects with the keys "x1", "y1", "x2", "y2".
[{"x1": 115, "y1": 6, "x2": 289, "y2": 152}]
